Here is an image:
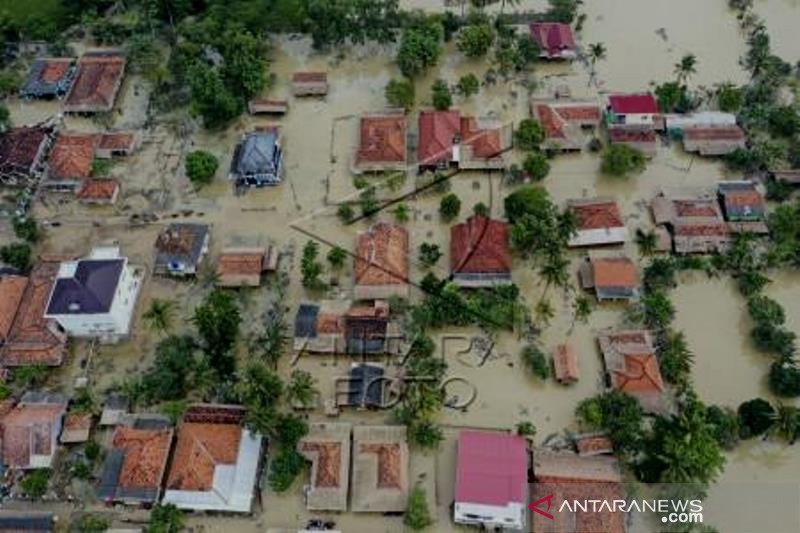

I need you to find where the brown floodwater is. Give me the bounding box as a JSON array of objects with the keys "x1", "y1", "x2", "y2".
[{"x1": 3, "y1": 0, "x2": 800, "y2": 530}]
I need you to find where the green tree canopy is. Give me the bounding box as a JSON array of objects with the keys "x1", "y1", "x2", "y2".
[
  {"x1": 192, "y1": 290, "x2": 241, "y2": 375},
  {"x1": 185, "y1": 150, "x2": 219, "y2": 186}
]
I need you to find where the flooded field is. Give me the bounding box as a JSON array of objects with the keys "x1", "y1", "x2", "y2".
[{"x1": 2, "y1": 0, "x2": 800, "y2": 530}]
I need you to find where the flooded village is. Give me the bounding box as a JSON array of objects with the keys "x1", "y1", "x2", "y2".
[{"x1": 0, "y1": 0, "x2": 800, "y2": 532}]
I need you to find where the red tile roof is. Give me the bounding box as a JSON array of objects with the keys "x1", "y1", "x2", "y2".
[
  {"x1": 48, "y1": 132, "x2": 97, "y2": 180},
  {"x1": 356, "y1": 114, "x2": 407, "y2": 164},
  {"x1": 0, "y1": 126, "x2": 51, "y2": 177},
  {"x1": 0, "y1": 275, "x2": 27, "y2": 342},
  {"x1": 293, "y1": 72, "x2": 327, "y2": 83},
  {"x1": 612, "y1": 353, "x2": 664, "y2": 394},
  {"x1": 450, "y1": 215, "x2": 511, "y2": 275},
  {"x1": 359, "y1": 442, "x2": 403, "y2": 489},
  {"x1": 64, "y1": 53, "x2": 126, "y2": 112},
  {"x1": 592, "y1": 258, "x2": 637, "y2": 289},
  {"x1": 39, "y1": 59, "x2": 73, "y2": 83},
  {"x1": 460, "y1": 117, "x2": 502, "y2": 159},
  {"x1": 723, "y1": 190, "x2": 764, "y2": 209},
  {"x1": 1, "y1": 261, "x2": 68, "y2": 367},
  {"x1": 456, "y1": 430, "x2": 527, "y2": 507},
  {"x1": 166, "y1": 422, "x2": 241, "y2": 491},
  {"x1": 76, "y1": 178, "x2": 119, "y2": 201},
  {"x1": 98, "y1": 132, "x2": 136, "y2": 151},
  {"x1": 535, "y1": 104, "x2": 568, "y2": 139},
  {"x1": 674, "y1": 221, "x2": 730, "y2": 237},
  {"x1": 608, "y1": 126, "x2": 657, "y2": 143},
  {"x1": 570, "y1": 200, "x2": 624, "y2": 231},
  {"x1": 418, "y1": 110, "x2": 460, "y2": 166},
  {"x1": 300, "y1": 441, "x2": 343, "y2": 488},
  {"x1": 354, "y1": 222, "x2": 409, "y2": 287},
  {"x1": 608, "y1": 93, "x2": 659, "y2": 115},
  {"x1": 553, "y1": 343, "x2": 579, "y2": 383},
  {"x1": 683, "y1": 126, "x2": 745, "y2": 141},
  {"x1": 529, "y1": 22, "x2": 576, "y2": 56},
  {"x1": 111, "y1": 426, "x2": 172, "y2": 492},
  {"x1": 575, "y1": 435, "x2": 614, "y2": 456},
  {"x1": 673, "y1": 199, "x2": 719, "y2": 218},
  {"x1": 216, "y1": 250, "x2": 264, "y2": 278}
]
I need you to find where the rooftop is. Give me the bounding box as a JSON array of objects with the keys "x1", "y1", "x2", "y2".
[
  {"x1": 64, "y1": 52, "x2": 126, "y2": 112},
  {"x1": 0, "y1": 126, "x2": 51, "y2": 178},
  {"x1": 155, "y1": 223, "x2": 209, "y2": 268},
  {"x1": 598, "y1": 330, "x2": 665, "y2": 412},
  {"x1": 355, "y1": 113, "x2": 407, "y2": 165},
  {"x1": 216, "y1": 249, "x2": 265, "y2": 279},
  {"x1": 233, "y1": 129, "x2": 280, "y2": 178},
  {"x1": 608, "y1": 93, "x2": 659, "y2": 115},
  {"x1": 608, "y1": 126, "x2": 657, "y2": 143},
  {"x1": 450, "y1": 215, "x2": 511, "y2": 275},
  {"x1": 460, "y1": 116, "x2": 504, "y2": 159},
  {"x1": 568, "y1": 198, "x2": 625, "y2": 231},
  {"x1": 47, "y1": 258, "x2": 124, "y2": 315},
  {"x1": 351, "y1": 425, "x2": 409, "y2": 513},
  {"x1": 21, "y1": 58, "x2": 75, "y2": 97},
  {"x1": 418, "y1": 109, "x2": 460, "y2": 166},
  {"x1": 529, "y1": 22, "x2": 576, "y2": 56},
  {"x1": 76, "y1": 178, "x2": 119, "y2": 201},
  {"x1": 0, "y1": 275, "x2": 27, "y2": 342},
  {"x1": 97, "y1": 131, "x2": 137, "y2": 151},
  {"x1": 47, "y1": 132, "x2": 97, "y2": 180},
  {"x1": 354, "y1": 222, "x2": 409, "y2": 288},
  {"x1": 297, "y1": 422, "x2": 351, "y2": 511},
  {"x1": 1, "y1": 396, "x2": 67, "y2": 468},
  {"x1": 292, "y1": 71, "x2": 327, "y2": 83},
  {"x1": 591, "y1": 257, "x2": 638, "y2": 289},
  {"x1": 455, "y1": 430, "x2": 528, "y2": 507},
  {"x1": 99, "y1": 425, "x2": 173, "y2": 502}
]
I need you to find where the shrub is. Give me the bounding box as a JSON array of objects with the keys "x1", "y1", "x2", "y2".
[
  {"x1": 439, "y1": 193, "x2": 461, "y2": 221},
  {"x1": 521, "y1": 345, "x2": 550, "y2": 380},
  {"x1": 431, "y1": 79, "x2": 452, "y2": 110},
  {"x1": 0, "y1": 242, "x2": 31, "y2": 271},
  {"x1": 522, "y1": 152, "x2": 550, "y2": 181},
  {"x1": 717, "y1": 83, "x2": 744, "y2": 112},
  {"x1": 738, "y1": 398, "x2": 775, "y2": 438},
  {"x1": 706, "y1": 405, "x2": 740, "y2": 450},
  {"x1": 405, "y1": 486, "x2": 433, "y2": 530},
  {"x1": 473, "y1": 202, "x2": 489, "y2": 217},
  {"x1": 516, "y1": 420, "x2": 537, "y2": 437},
  {"x1": 515, "y1": 119, "x2": 545, "y2": 150},
  {"x1": 327, "y1": 246, "x2": 347, "y2": 270},
  {"x1": 456, "y1": 73, "x2": 480, "y2": 97},
  {"x1": 185, "y1": 150, "x2": 219, "y2": 186},
  {"x1": 418, "y1": 243, "x2": 442, "y2": 267},
  {"x1": 75, "y1": 514, "x2": 109, "y2": 533},
  {"x1": 456, "y1": 23, "x2": 494, "y2": 58},
  {"x1": 769, "y1": 361, "x2": 800, "y2": 397},
  {"x1": 601, "y1": 144, "x2": 646, "y2": 176},
  {"x1": 268, "y1": 449, "x2": 305, "y2": 492},
  {"x1": 385, "y1": 78, "x2": 415, "y2": 109},
  {"x1": 13, "y1": 217, "x2": 39, "y2": 242},
  {"x1": 337, "y1": 204, "x2": 354, "y2": 223},
  {"x1": 20, "y1": 469, "x2": 49, "y2": 498}
]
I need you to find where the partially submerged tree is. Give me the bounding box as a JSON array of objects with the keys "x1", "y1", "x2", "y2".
[
  {"x1": 192, "y1": 290, "x2": 241, "y2": 375},
  {"x1": 385, "y1": 78, "x2": 415, "y2": 109},
  {"x1": 185, "y1": 150, "x2": 219, "y2": 186},
  {"x1": 405, "y1": 486, "x2": 433, "y2": 530},
  {"x1": 601, "y1": 144, "x2": 646, "y2": 176},
  {"x1": 431, "y1": 79, "x2": 452, "y2": 110}
]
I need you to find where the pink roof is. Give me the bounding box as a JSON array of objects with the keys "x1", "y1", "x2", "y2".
[
  {"x1": 455, "y1": 430, "x2": 527, "y2": 507},
  {"x1": 608, "y1": 93, "x2": 659, "y2": 115},
  {"x1": 529, "y1": 22, "x2": 576, "y2": 56}
]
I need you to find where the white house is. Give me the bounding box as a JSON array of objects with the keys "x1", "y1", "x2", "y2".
[
  {"x1": 44, "y1": 245, "x2": 141, "y2": 343},
  {"x1": 607, "y1": 93, "x2": 660, "y2": 126}
]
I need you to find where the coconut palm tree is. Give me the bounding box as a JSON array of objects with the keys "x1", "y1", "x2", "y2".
[
  {"x1": 770, "y1": 402, "x2": 800, "y2": 444},
  {"x1": 142, "y1": 298, "x2": 175, "y2": 335},
  {"x1": 286, "y1": 370, "x2": 317, "y2": 409},
  {"x1": 636, "y1": 228, "x2": 659, "y2": 256},
  {"x1": 535, "y1": 299, "x2": 555, "y2": 327},
  {"x1": 675, "y1": 53, "x2": 698, "y2": 84},
  {"x1": 539, "y1": 253, "x2": 570, "y2": 301},
  {"x1": 587, "y1": 42, "x2": 607, "y2": 86}
]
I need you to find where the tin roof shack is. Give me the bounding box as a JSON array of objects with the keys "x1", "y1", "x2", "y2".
[
  {"x1": 292, "y1": 72, "x2": 328, "y2": 97},
  {"x1": 44, "y1": 245, "x2": 142, "y2": 343},
  {"x1": 567, "y1": 198, "x2": 628, "y2": 247},
  {"x1": 231, "y1": 129, "x2": 283, "y2": 187},
  {"x1": 154, "y1": 223, "x2": 210, "y2": 277},
  {"x1": 0, "y1": 125, "x2": 53, "y2": 186},
  {"x1": 43, "y1": 132, "x2": 98, "y2": 191},
  {"x1": 454, "y1": 430, "x2": 528, "y2": 531},
  {"x1": 579, "y1": 257, "x2": 639, "y2": 302},
  {"x1": 248, "y1": 99, "x2": 288, "y2": 116},
  {"x1": 64, "y1": 51, "x2": 126, "y2": 113},
  {"x1": 553, "y1": 343, "x2": 579, "y2": 384},
  {"x1": 0, "y1": 511, "x2": 54, "y2": 532},
  {"x1": 60, "y1": 412, "x2": 92, "y2": 443},
  {"x1": 450, "y1": 215, "x2": 512, "y2": 287},
  {"x1": 0, "y1": 392, "x2": 66, "y2": 470},
  {"x1": 162, "y1": 404, "x2": 262, "y2": 513},
  {"x1": 353, "y1": 111, "x2": 407, "y2": 174},
  {"x1": 76, "y1": 178, "x2": 120, "y2": 205},
  {"x1": 99, "y1": 393, "x2": 129, "y2": 426},
  {"x1": 354, "y1": 222, "x2": 409, "y2": 300},
  {"x1": 21, "y1": 58, "x2": 76, "y2": 99},
  {"x1": 607, "y1": 126, "x2": 657, "y2": 157},
  {"x1": 606, "y1": 93, "x2": 659, "y2": 127},
  {"x1": 529, "y1": 22, "x2": 577, "y2": 60},
  {"x1": 651, "y1": 193, "x2": 732, "y2": 254},
  {"x1": 1, "y1": 260, "x2": 68, "y2": 367},
  {"x1": 532, "y1": 451, "x2": 626, "y2": 533},
  {"x1": 215, "y1": 247, "x2": 273, "y2": 287},
  {"x1": 598, "y1": 330, "x2": 666, "y2": 413},
  {"x1": 532, "y1": 99, "x2": 602, "y2": 152},
  {"x1": 718, "y1": 181, "x2": 769, "y2": 234},
  {"x1": 351, "y1": 425, "x2": 409, "y2": 513},
  {"x1": 682, "y1": 126, "x2": 746, "y2": 156},
  {"x1": 297, "y1": 422, "x2": 351, "y2": 512},
  {"x1": 97, "y1": 416, "x2": 173, "y2": 505}
]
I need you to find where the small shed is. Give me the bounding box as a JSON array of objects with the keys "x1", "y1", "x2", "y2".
[
  {"x1": 248, "y1": 99, "x2": 288, "y2": 115},
  {"x1": 60, "y1": 412, "x2": 92, "y2": 443},
  {"x1": 99, "y1": 393, "x2": 129, "y2": 426},
  {"x1": 292, "y1": 72, "x2": 328, "y2": 97},
  {"x1": 552, "y1": 343, "x2": 579, "y2": 384},
  {"x1": 575, "y1": 433, "x2": 614, "y2": 457}
]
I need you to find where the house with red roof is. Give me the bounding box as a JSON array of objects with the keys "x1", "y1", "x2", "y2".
[
  {"x1": 608, "y1": 125, "x2": 657, "y2": 156},
  {"x1": 529, "y1": 22, "x2": 577, "y2": 60},
  {"x1": 532, "y1": 99, "x2": 602, "y2": 151},
  {"x1": 607, "y1": 93, "x2": 660, "y2": 127},
  {"x1": 64, "y1": 51, "x2": 126, "y2": 113},
  {"x1": 579, "y1": 256, "x2": 639, "y2": 302},
  {"x1": 417, "y1": 110, "x2": 510, "y2": 171},
  {"x1": 598, "y1": 330, "x2": 667, "y2": 413},
  {"x1": 454, "y1": 430, "x2": 528, "y2": 530},
  {"x1": 353, "y1": 111, "x2": 407, "y2": 174},
  {"x1": 76, "y1": 178, "x2": 120, "y2": 205},
  {"x1": 450, "y1": 215, "x2": 512, "y2": 287},
  {"x1": 354, "y1": 222, "x2": 409, "y2": 300},
  {"x1": 718, "y1": 180, "x2": 768, "y2": 234},
  {"x1": 567, "y1": 198, "x2": 628, "y2": 247},
  {"x1": 0, "y1": 392, "x2": 67, "y2": 470},
  {"x1": 650, "y1": 192, "x2": 732, "y2": 254}
]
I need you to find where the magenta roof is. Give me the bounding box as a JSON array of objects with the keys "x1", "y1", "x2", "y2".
[
  {"x1": 455, "y1": 430, "x2": 528, "y2": 507},
  {"x1": 608, "y1": 93, "x2": 659, "y2": 115},
  {"x1": 529, "y1": 22, "x2": 576, "y2": 55}
]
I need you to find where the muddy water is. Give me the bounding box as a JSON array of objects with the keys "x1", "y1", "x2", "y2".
[
  {"x1": 754, "y1": 0, "x2": 800, "y2": 63},
  {"x1": 3, "y1": 0, "x2": 800, "y2": 530}
]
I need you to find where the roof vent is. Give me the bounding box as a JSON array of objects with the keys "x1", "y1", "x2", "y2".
[{"x1": 68, "y1": 302, "x2": 81, "y2": 312}]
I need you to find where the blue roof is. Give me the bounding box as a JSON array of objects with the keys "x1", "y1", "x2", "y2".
[{"x1": 47, "y1": 259, "x2": 123, "y2": 315}]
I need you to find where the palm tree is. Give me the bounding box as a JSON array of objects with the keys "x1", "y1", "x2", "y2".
[
  {"x1": 534, "y1": 299, "x2": 555, "y2": 327},
  {"x1": 587, "y1": 42, "x2": 607, "y2": 86},
  {"x1": 770, "y1": 402, "x2": 800, "y2": 444},
  {"x1": 636, "y1": 228, "x2": 659, "y2": 256},
  {"x1": 539, "y1": 253, "x2": 570, "y2": 301},
  {"x1": 143, "y1": 298, "x2": 175, "y2": 335},
  {"x1": 286, "y1": 370, "x2": 317, "y2": 409},
  {"x1": 675, "y1": 53, "x2": 698, "y2": 84}
]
